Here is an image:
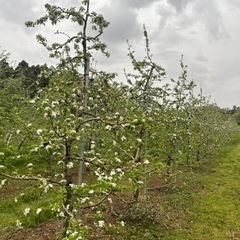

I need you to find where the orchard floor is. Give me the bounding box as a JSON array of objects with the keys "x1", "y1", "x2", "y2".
[{"x1": 1, "y1": 142, "x2": 240, "y2": 239}]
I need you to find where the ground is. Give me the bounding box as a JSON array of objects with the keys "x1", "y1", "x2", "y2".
[
  {"x1": 0, "y1": 220, "x2": 61, "y2": 240},
  {"x1": 1, "y1": 142, "x2": 240, "y2": 239}
]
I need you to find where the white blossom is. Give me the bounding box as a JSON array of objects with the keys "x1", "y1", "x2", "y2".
[
  {"x1": 1, "y1": 179, "x2": 7, "y2": 186},
  {"x1": 42, "y1": 99, "x2": 49, "y2": 105},
  {"x1": 16, "y1": 129, "x2": 21, "y2": 135},
  {"x1": 70, "y1": 231, "x2": 78, "y2": 237},
  {"x1": 31, "y1": 147, "x2": 39, "y2": 152},
  {"x1": 122, "y1": 123, "x2": 130, "y2": 127},
  {"x1": 27, "y1": 123, "x2": 32, "y2": 127},
  {"x1": 81, "y1": 197, "x2": 89, "y2": 203},
  {"x1": 97, "y1": 175, "x2": 103, "y2": 181},
  {"x1": 51, "y1": 111, "x2": 57, "y2": 118},
  {"x1": 27, "y1": 163, "x2": 33, "y2": 167},
  {"x1": 51, "y1": 101, "x2": 59, "y2": 107},
  {"x1": 70, "y1": 129, "x2": 76, "y2": 134},
  {"x1": 24, "y1": 207, "x2": 30, "y2": 216},
  {"x1": 121, "y1": 136, "x2": 126, "y2": 141},
  {"x1": 105, "y1": 125, "x2": 112, "y2": 130},
  {"x1": 144, "y1": 159, "x2": 150, "y2": 165},
  {"x1": 45, "y1": 145, "x2": 51, "y2": 151},
  {"x1": 88, "y1": 189, "x2": 94, "y2": 194},
  {"x1": 115, "y1": 157, "x2": 121, "y2": 163},
  {"x1": 110, "y1": 169, "x2": 116, "y2": 176},
  {"x1": 69, "y1": 183, "x2": 75, "y2": 188},
  {"x1": 98, "y1": 220, "x2": 105, "y2": 228},
  {"x1": 90, "y1": 142, "x2": 96, "y2": 149},
  {"x1": 59, "y1": 211, "x2": 65, "y2": 217},
  {"x1": 44, "y1": 112, "x2": 49, "y2": 119},
  {"x1": 36, "y1": 208, "x2": 42, "y2": 214},
  {"x1": 16, "y1": 220, "x2": 23, "y2": 229},
  {"x1": 43, "y1": 183, "x2": 53, "y2": 193},
  {"x1": 0, "y1": 152, "x2": 4, "y2": 156},
  {"x1": 37, "y1": 129, "x2": 43, "y2": 135},
  {"x1": 66, "y1": 162, "x2": 74, "y2": 169},
  {"x1": 137, "y1": 138, "x2": 142, "y2": 143},
  {"x1": 120, "y1": 221, "x2": 125, "y2": 227}
]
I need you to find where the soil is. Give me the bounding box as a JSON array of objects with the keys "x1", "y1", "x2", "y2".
[
  {"x1": 0, "y1": 179, "x2": 62, "y2": 240},
  {"x1": 0, "y1": 220, "x2": 62, "y2": 240},
  {"x1": 0, "y1": 171, "x2": 170, "y2": 240}
]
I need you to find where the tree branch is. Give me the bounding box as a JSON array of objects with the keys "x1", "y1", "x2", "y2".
[
  {"x1": 81, "y1": 191, "x2": 112, "y2": 209},
  {"x1": 0, "y1": 172, "x2": 62, "y2": 186}
]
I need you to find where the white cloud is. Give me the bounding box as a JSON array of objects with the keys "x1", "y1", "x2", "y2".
[
  {"x1": 168, "y1": 0, "x2": 195, "y2": 12},
  {"x1": 0, "y1": 0, "x2": 240, "y2": 107}
]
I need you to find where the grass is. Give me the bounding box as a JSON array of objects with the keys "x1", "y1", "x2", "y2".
[
  {"x1": 0, "y1": 180, "x2": 56, "y2": 237},
  {"x1": 156, "y1": 142, "x2": 240, "y2": 240},
  {"x1": 1, "y1": 141, "x2": 240, "y2": 239}
]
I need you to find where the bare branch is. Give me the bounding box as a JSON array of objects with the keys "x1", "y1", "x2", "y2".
[
  {"x1": 62, "y1": 202, "x2": 74, "y2": 218},
  {"x1": 0, "y1": 172, "x2": 62, "y2": 186},
  {"x1": 112, "y1": 192, "x2": 136, "y2": 204},
  {"x1": 81, "y1": 191, "x2": 112, "y2": 209},
  {"x1": 69, "y1": 155, "x2": 109, "y2": 171}
]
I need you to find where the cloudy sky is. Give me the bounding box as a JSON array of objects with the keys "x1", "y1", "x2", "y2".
[{"x1": 1, "y1": 0, "x2": 240, "y2": 108}]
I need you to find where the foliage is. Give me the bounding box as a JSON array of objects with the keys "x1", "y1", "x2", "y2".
[{"x1": 0, "y1": 1, "x2": 240, "y2": 239}]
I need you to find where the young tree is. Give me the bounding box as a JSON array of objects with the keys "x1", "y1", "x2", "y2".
[
  {"x1": 125, "y1": 26, "x2": 167, "y2": 200},
  {"x1": 25, "y1": 0, "x2": 110, "y2": 186}
]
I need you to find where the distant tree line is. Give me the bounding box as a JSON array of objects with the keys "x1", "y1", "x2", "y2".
[{"x1": 0, "y1": 53, "x2": 53, "y2": 98}]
